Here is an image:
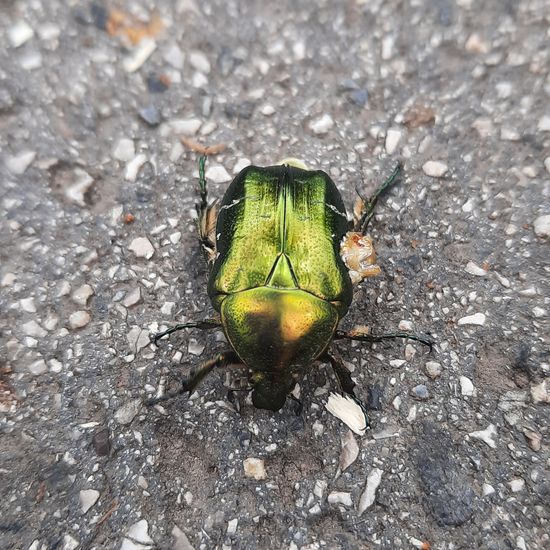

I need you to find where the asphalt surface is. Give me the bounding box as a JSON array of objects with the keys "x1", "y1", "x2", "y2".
[{"x1": 1, "y1": 1, "x2": 549, "y2": 549}]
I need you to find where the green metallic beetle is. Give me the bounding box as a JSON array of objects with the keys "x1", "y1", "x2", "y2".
[{"x1": 150, "y1": 156, "x2": 431, "y2": 413}]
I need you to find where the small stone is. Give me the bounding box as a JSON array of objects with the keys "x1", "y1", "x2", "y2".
[
  {"x1": 29, "y1": 359, "x2": 48, "y2": 375},
  {"x1": 544, "y1": 157, "x2": 550, "y2": 174},
  {"x1": 358, "y1": 468, "x2": 383, "y2": 515},
  {"x1": 129, "y1": 237, "x2": 154, "y2": 259},
  {"x1": 533, "y1": 215, "x2": 550, "y2": 238},
  {"x1": 20, "y1": 51, "x2": 42, "y2": 70},
  {"x1": 398, "y1": 320, "x2": 413, "y2": 331},
  {"x1": 309, "y1": 114, "x2": 334, "y2": 135},
  {"x1": 233, "y1": 158, "x2": 251, "y2": 173},
  {"x1": 261, "y1": 104, "x2": 275, "y2": 116},
  {"x1": 533, "y1": 307, "x2": 546, "y2": 318},
  {"x1": 92, "y1": 428, "x2": 110, "y2": 456},
  {"x1": 71, "y1": 284, "x2": 94, "y2": 306},
  {"x1": 465, "y1": 261, "x2": 488, "y2": 276},
  {"x1": 469, "y1": 424, "x2": 497, "y2": 448},
  {"x1": 160, "y1": 302, "x2": 175, "y2": 315},
  {"x1": 62, "y1": 534, "x2": 79, "y2": 550},
  {"x1": 189, "y1": 51, "x2": 211, "y2": 73},
  {"x1": 69, "y1": 311, "x2": 91, "y2": 329},
  {"x1": 126, "y1": 519, "x2": 154, "y2": 545},
  {"x1": 205, "y1": 165, "x2": 231, "y2": 184},
  {"x1": 482, "y1": 483, "x2": 495, "y2": 496},
  {"x1": 1, "y1": 273, "x2": 16, "y2": 287},
  {"x1": 458, "y1": 312, "x2": 486, "y2": 326},
  {"x1": 123, "y1": 38, "x2": 156, "y2": 73},
  {"x1": 113, "y1": 139, "x2": 135, "y2": 162},
  {"x1": 243, "y1": 458, "x2": 266, "y2": 480},
  {"x1": 227, "y1": 518, "x2": 238, "y2": 535},
  {"x1": 531, "y1": 380, "x2": 549, "y2": 404},
  {"x1": 411, "y1": 384, "x2": 429, "y2": 400},
  {"x1": 327, "y1": 492, "x2": 353, "y2": 507},
  {"x1": 125, "y1": 154, "x2": 148, "y2": 182},
  {"x1": 425, "y1": 361, "x2": 442, "y2": 379},
  {"x1": 422, "y1": 161, "x2": 448, "y2": 178},
  {"x1": 523, "y1": 429, "x2": 541, "y2": 452},
  {"x1": 6, "y1": 150, "x2": 36, "y2": 174},
  {"x1": 127, "y1": 326, "x2": 150, "y2": 353},
  {"x1": 123, "y1": 287, "x2": 142, "y2": 308},
  {"x1": 508, "y1": 478, "x2": 525, "y2": 492},
  {"x1": 9, "y1": 20, "x2": 34, "y2": 48},
  {"x1": 405, "y1": 344, "x2": 416, "y2": 362},
  {"x1": 20, "y1": 297, "x2": 36, "y2": 313},
  {"x1": 79, "y1": 489, "x2": 100, "y2": 513},
  {"x1": 170, "y1": 118, "x2": 202, "y2": 135},
  {"x1": 171, "y1": 525, "x2": 194, "y2": 550},
  {"x1": 465, "y1": 33, "x2": 489, "y2": 54},
  {"x1": 164, "y1": 44, "x2": 184, "y2": 69},
  {"x1": 114, "y1": 399, "x2": 142, "y2": 425},
  {"x1": 139, "y1": 105, "x2": 161, "y2": 126},
  {"x1": 22, "y1": 320, "x2": 47, "y2": 338},
  {"x1": 188, "y1": 339, "x2": 205, "y2": 356},
  {"x1": 385, "y1": 128, "x2": 402, "y2": 155},
  {"x1": 65, "y1": 168, "x2": 94, "y2": 206},
  {"x1": 460, "y1": 376, "x2": 475, "y2": 396},
  {"x1": 538, "y1": 115, "x2": 550, "y2": 132},
  {"x1": 349, "y1": 89, "x2": 369, "y2": 107}
]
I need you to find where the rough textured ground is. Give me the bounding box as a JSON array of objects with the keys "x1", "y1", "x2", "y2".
[{"x1": 1, "y1": 1, "x2": 549, "y2": 549}]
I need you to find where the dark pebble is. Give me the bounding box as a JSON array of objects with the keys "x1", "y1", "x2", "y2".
[
  {"x1": 146, "y1": 74, "x2": 169, "y2": 94},
  {"x1": 416, "y1": 422, "x2": 476, "y2": 526},
  {"x1": 92, "y1": 427, "x2": 111, "y2": 456},
  {"x1": 224, "y1": 101, "x2": 255, "y2": 119},
  {"x1": 367, "y1": 384, "x2": 383, "y2": 410},
  {"x1": 90, "y1": 3, "x2": 109, "y2": 30},
  {"x1": 411, "y1": 384, "x2": 430, "y2": 400},
  {"x1": 139, "y1": 104, "x2": 161, "y2": 126},
  {"x1": 349, "y1": 89, "x2": 369, "y2": 107},
  {"x1": 339, "y1": 78, "x2": 360, "y2": 91}
]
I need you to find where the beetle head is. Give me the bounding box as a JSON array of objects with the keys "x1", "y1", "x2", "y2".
[{"x1": 251, "y1": 373, "x2": 295, "y2": 411}]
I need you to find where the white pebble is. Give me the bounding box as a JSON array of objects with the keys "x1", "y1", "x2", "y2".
[
  {"x1": 227, "y1": 518, "x2": 238, "y2": 535},
  {"x1": 72, "y1": 284, "x2": 94, "y2": 306},
  {"x1": 537, "y1": 115, "x2": 550, "y2": 132},
  {"x1": 28, "y1": 359, "x2": 48, "y2": 375},
  {"x1": 206, "y1": 165, "x2": 231, "y2": 184},
  {"x1": 69, "y1": 311, "x2": 91, "y2": 329},
  {"x1": 533, "y1": 214, "x2": 550, "y2": 238},
  {"x1": 160, "y1": 301, "x2": 175, "y2": 315},
  {"x1": 509, "y1": 478, "x2": 525, "y2": 492},
  {"x1": 65, "y1": 168, "x2": 94, "y2": 206},
  {"x1": 532, "y1": 306, "x2": 546, "y2": 318},
  {"x1": 422, "y1": 161, "x2": 448, "y2": 178},
  {"x1": 385, "y1": 128, "x2": 402, "y2": 155},
  {"x1": 358, "y1": 468, "x2": 383, "y2": 515},
  {"x1": 398, "y1": 320, "x2": 413, "y2": 331},
  {"x1": 79, "y1": 489, "x2": 100, "y2": 513},
  {"x1": 544, "y1": 157, "x2": 550, "y2": 174},
  {"x1": 6, "y1": 150, "x2": 36, "y2": 174},
  {"x1": 114, "y1": 399, "x2": 142, "y2": 425},
  {"x1": 327, "y1": 492, "x2": 353, "y2": 507},
  {"x1": 170, "y1": 118, "x2": 202, "y2": 136},
  {"x1": 261, "y1": 104, "x2": 275, "y2": 116},
  {"x1": 189, "y1": 51, "x2": 211, "y2": 73},
  {"x1": 123, "y1": 38, "x2": 156, "y2": 73},
  {"x1": 20, "y1": 297, "x2": 36, "y2": 313},
  {"x1": 129, "y1": 237, "x2": 154, "y2": 259},
  {"x1": 126, "y1": 519, "x2": 153, "y2": 545},
  {"x1": 469, "y1": 424, "x2": 497, "y2": 448},
  {"x1": 22, "y1": 320, "x2": 47, "y2": 338},
  {"x1": 460, "y1": 376, "x2": 475, "y2": 396},
  {"x1": 243, "y1": 458, "x2": 266, "y2": 480},
  {"x1": 9, "y1": 20, "x2": 34, "y2": 47},
  {"x1": 163, "y1": 44, "x2": 184, "y2": 69},
  {"x1": 425, "y1": 361, "x2": 442, "y2": 379},
  {"x1": 125, "y1": 154, "x2": 147, "y2": 182},
  {"x1": 482, "y1": 483, "x2": 495, "y2": 496},
  {"x1": 531, "y1": 380, "x2": 549, "y2": 404},
  {"x1": 465, "y1": 261, "x2": 488, "y2": 276},
  {"x1": 113, "y1": 139, "x2": 135, "y2": 162},
  {"x1": 233, "y1": 158, "x2": 251, "y2": 173},
  {"x1": 458, "y1": 312, "x2": 486, "y2": 326},
  {"x1": 309, "y1": 114, "x2": 334, "y2": 135},
  {"x1": 122, "y1": 287, "x2": 142, "y2": 308}
]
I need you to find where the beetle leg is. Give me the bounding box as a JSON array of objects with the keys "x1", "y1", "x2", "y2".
[
  {"x1": 152, "y1": 318, "x2": 221, "y2": 345},
  {"x1": 354, "y1": 162, "x2": 402, "y2": 234},
  {"x1": 146, "y1": 350, "x2": 240, "y2": 406},
  {"x1": 196, "y1": 154, "x2": 219, "y2": 264},
  {"x1": 334, "y1": 328, "x2": 434, "y2": 352},
  {"x1": 324, "y1": 351, "x2": 356, "y2": 396}
]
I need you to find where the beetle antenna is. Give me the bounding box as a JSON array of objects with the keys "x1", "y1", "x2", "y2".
[{"x1": 198, "y1": 153, "x2": 208, "y2": 211}]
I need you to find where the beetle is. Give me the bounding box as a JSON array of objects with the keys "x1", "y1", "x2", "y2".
[{"x1": 150, "y1": 156, "x2": 431, "y2": 414}]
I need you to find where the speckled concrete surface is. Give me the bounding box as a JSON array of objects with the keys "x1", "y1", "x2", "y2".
[{"x1": 1, "y1": 1, "x2": 549, "y2": 549}]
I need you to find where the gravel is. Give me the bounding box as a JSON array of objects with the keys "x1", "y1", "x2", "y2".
[{"x1": 1, "y1": 1, "x2": 548, "y2": 549}]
